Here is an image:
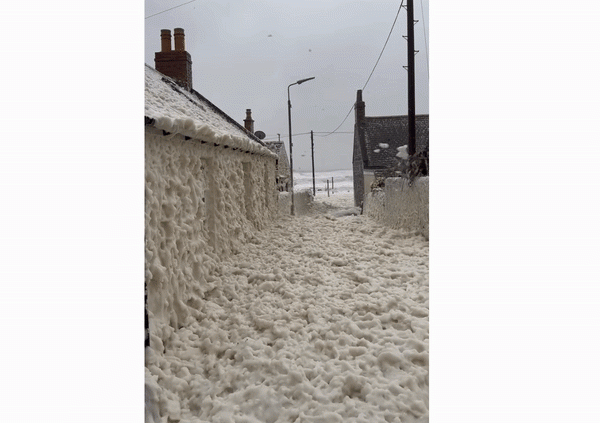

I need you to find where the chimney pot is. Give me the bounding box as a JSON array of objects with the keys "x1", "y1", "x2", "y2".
[
  {"x1": 244, "y1": 109, "x2": 254, "y2": 133},
  {"x1": 160, "y1": 29, "x2": 172, "y2": 52},
  {"x1": 174, "y1": 28, "x2": 185, "y2": 51},
  {"x1": 155, "y1": 28, "x2": 193, "y2": 91}
]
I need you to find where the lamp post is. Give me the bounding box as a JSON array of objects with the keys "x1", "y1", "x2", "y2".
[{"x1": 287, "y1": 76, "x2": 315, "y2": 216}]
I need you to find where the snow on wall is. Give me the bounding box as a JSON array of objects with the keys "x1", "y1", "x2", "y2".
[
  {"x1": 278, "y1": 192, "x2": 291, "y2": 215},
  {"x1": 365, "y1": 189, "x2": 386, "y2": 221},
  {"x1": 278, "y1": 189, "x2": 314, "y2": 216},
  {"x1": 145, "y1": 126, "x2": 278, "y2": 343},
  {"x1": 145, "y1": 195, "x2": 429, "y2": 422},
  {"x1": 364, "y1": 177, "x2": 429, "y2": 239}
]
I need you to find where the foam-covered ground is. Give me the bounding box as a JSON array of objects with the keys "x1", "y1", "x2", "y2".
[{"x1": 146, "y1": 188, "x2": 429, "y2": 423}]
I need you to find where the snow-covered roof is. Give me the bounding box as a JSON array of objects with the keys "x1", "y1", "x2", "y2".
[
  {"x1": 145, "y1": 64, "x2": 276, "y2": 157},
  {"x1": 264, "y1": 141, "x2": 289, "y2": 163}
]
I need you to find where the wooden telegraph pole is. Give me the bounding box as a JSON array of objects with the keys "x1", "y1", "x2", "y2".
[{"x1": 406, "y1": 0, "x2": 416, "y2": 156}]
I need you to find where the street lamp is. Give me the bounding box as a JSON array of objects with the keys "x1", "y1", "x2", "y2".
[{"x1": 288, "y1": 76, "x2": 315, "y2": 216}]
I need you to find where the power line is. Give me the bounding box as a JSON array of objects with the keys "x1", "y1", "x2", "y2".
[
  {"x1": 320, "y1": 0, "x2": 404, "y2": 137},
  {"x1": 145, "y1": 0, "x2": 197, "y2": 19},
  {"x1": 362, "y1": 0, "x2": 404, "y2": 92},
  {"x1": 314, "y1": 131, "x2": 353, "y2": 137},
  {"x1": 420, "y1": 0, "x2": 429, "y2": 79},
  {"x1": 263, "y1": 131, "x2": 353, "y2": 142},
  {"x1": 263, "y1": 132, "x2": 312, "y2": 141},
  {"x1": 320, "y1": 105, "x2": 354, "y2": 137}
]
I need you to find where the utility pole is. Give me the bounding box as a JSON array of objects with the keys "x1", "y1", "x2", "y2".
[
  {"x1": 311, "y1": 130, "x2": 316, "y2": 196},
  {"x1": 406, "y1": 0, "x2": 416, "y2": 156}
]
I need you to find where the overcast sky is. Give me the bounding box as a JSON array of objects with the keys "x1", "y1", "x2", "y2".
[
  {"x1": 4, "y1": 2, "x2": 600, "y2": 420},
  {"x1": 145, "y1": 0, "x2": 429, "y2": 171}
]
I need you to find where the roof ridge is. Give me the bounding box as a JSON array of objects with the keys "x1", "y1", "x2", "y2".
[
  {"x1": 146, "y1": 64, "x2": 265, "y2": 146},
  {"x1": 145, "y1": 65, "x2": 275, "y2": 157},
  {"x1": 364, "y1": 113, "x2": 429, "y2": 119}
]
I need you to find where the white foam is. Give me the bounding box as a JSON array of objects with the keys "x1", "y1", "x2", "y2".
[
  {"x1": 145, "y1": 65, "x2": 276, "y2": 159},
  {"x1": 146, "y1": 170, "x2": 429, "y2": 422}
]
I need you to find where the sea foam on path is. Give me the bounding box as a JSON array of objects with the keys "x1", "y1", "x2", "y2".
[{"x1": 146, "y1": 189, "x2": 429, "y2": 423}]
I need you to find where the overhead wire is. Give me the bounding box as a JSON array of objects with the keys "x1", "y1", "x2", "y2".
[
  {"x1": 361, "y1": 0, "x2": 404, "y2": 92},
  {"x1": 263, "y1": 131, "x2": 353, "y2": 142},
  {"x1": 320, "y1": 0, "x2": 404, "y2": 138},
  {"x1": 145, "y1": 0, "x2": 197, "y2": 20},
  {"x1": 147, "y1": 0, "x2": 421, "y2": 140},
  {"x1": 319, "y1": 106, "x2": 354, "y2": 138},
  {"x1": 420, "y1": 0, "x2": 429, "y2": 79}
]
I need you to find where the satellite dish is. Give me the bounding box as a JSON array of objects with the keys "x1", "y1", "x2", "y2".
[{"x1": 254, "y1": 130, "x2": 266, "y2": 140}]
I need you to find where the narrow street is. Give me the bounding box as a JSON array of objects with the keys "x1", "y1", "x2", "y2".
[{"x1": 146, "y1": 193, "x2": 429, "y2": 423}]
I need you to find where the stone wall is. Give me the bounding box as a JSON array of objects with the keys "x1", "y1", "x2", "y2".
[
  {"x1": 364, "y1": 177, "x2": 429, "y2": 239},
  {"x1": 145, "y1": 127, "x2": 277, "y2": 344}
]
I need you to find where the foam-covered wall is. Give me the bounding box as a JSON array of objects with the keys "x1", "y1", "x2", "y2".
[
  {"x1": 277, "y1": 189, "x2": 314, "y2": 216},
  {"x1": 145, "y1": 127, "x2": 277, "y2": 347},
  {"x1": 364, "y1": 177, "x2": 429, "y2": 239}
]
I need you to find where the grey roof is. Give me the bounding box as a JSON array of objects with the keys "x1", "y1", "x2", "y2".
[{"x1": 361, "y1": 114, "x2": 428, "y2": 169}]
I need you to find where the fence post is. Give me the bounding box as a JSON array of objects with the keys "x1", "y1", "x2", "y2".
[
  {"x1": 327, "y1": 179, "x2": 330, "y2": 197},
  {"x1": 311, "y1": 130, "x2": 316, "y2": 196}
]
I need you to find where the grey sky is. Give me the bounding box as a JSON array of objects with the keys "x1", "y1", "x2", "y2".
[{"x1": 145, "y1": 0, "x2": 429, "y2": 171}]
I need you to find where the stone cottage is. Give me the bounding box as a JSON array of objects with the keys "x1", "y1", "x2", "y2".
[
  {"x1": 352, "y1": 89, "x2": 429, "y2": 207},
  {"x1": 145, "y1": 28, "x2": 278, "y2": 341}
]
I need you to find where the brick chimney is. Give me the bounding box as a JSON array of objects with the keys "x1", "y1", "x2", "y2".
[
  {"x1": 355, "y1": 90, "x2": 365, "y2": 123},
  {"x1": 244, "y1": 109, "x2": 254, "y2": 133},
  {"x1": 155, "y1": 28, "x2": 193, "y2": 91}
]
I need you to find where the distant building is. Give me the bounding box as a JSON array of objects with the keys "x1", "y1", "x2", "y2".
[
  {"x1": 264, "y1": 141, "x2": 291, "y2": 191},
  {"x1": 352, "y1": 89, "x2": 429, "y2": 207}
]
